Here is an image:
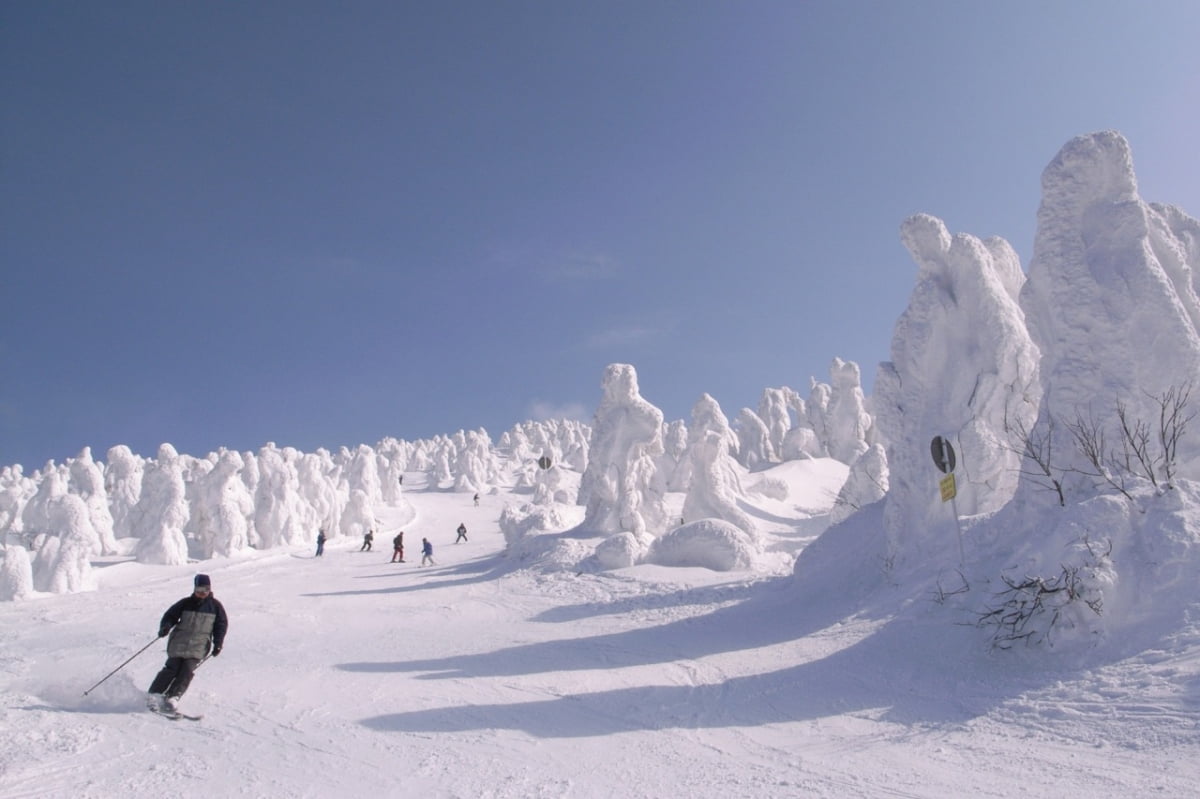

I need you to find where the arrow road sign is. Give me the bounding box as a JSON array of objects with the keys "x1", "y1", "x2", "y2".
[{"x1": 930, "y1": 436, "x2": 956, "y2": 474}]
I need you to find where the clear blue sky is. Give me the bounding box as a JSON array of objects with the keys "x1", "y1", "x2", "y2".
[{"x1": 3, "y1": 1, "x2": 1198, "y2": 470}]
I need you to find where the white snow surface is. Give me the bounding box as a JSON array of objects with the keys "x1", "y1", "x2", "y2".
[{"x1": 2, "y1": 465, "x2": 1198, "y2": 799}]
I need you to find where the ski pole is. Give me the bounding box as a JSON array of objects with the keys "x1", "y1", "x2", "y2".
[{"x1": 83, "y1": 636, "x2": 161, "y2": 696}]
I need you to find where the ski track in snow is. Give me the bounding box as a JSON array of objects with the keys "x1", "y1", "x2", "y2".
[{"x1": 2, "y1": 474, "x2": 1199, "y2": 798}]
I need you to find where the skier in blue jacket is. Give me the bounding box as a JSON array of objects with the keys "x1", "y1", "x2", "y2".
[{"x1": 147, "y1": 574, "x2": 228, "y2": 714}]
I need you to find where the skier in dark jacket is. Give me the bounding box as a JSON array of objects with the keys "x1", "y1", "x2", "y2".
[
  {"x1": 315, "y1": 529, "x2": 327, "y2": 557},
  {"x1": 360, "y1": 530, "x2": 374, "y2": 552},
  {"x1": 455, "y1": 523, "x2": 468, "y2": 543},
  {"x1": 147, "y1": 574, "x2": 228, "y2": 714},
  {"x1": 421, "y1": 537, "x2": 435, "y2": 566},
  {"x1": 391, "y1": 531, "x2": 405, "y2": 563}
]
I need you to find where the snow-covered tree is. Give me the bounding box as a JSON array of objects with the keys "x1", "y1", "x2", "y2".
[
  {"x1": 132, "y1": 444, "x2": 191, "y2": 565},
  {"x1": 67, "y1": 447, "x2": 118, "y2": 555},
  {"x1": 24, "y1": 468, "x2": 105, "y2": 561},
  {"x1": 345, "y1": 445, "x2": 383, "y2": 504},
  {"x1": 757, "y1": 388, "x2": 793, "y2": 461},
  {"x1": 578, "y1": 364, "x2": 667, "y2": 537},
  {"x1": 340, "y1": 489, "x2": 374, "y2": 540},
  {"x1": 453, "y1": 430, "x2": 498, "y2": 494},
  {"x1": 21, "y1": 467, "x2": 67, "y2": 546},
  {"x1": 734, "y1": 408, "x2": 774, "y2": 471},
  {"x1": 32, "y1": 492, "x2": 98, "y2": 594},
  {"x1": 254, "y1": 445, "x2": 317, "y2": 548},
  {"x1": 180, "y1": 453, "x2": 215, "y2": 550},
  {"x1": 0, "y1": 466, "x2": 34, "y2": 544},
  {"x1": 559, "y1": 421, "x2": 590, "y2": 473},
  {"x1": 659, "y1": 419, "x2": 690, "y2": 491},
  {"x1": 377, "y1": 438, "x2": 408, "y2": 504},
  {"x1": 193, "y1": 450, "x2": 254, "y2": 558},
  {"x1": 532, "y1": 464, "x2": 572, "y2": 505},
  {"x1": 297, "y1": 450, "x2": 345, "y2": 532},
  {"x1": 105, "y1": 445, "x2": 144, "y2": 540},
  {"x1": 825, "y1": 358, "x2": 872, "y2": 465},
  {"x1": 805, "y1": 381, "x2": 832, "y2": 458},
  {"x1": 1017, "y1": 130, "x2": 1200, "y2": 503},
  {"x1": 681, "y1": 395, "x2": 755, "y2": 538},
  {"x1": 874, "y1": 212, "x2": 1039, "y2": 563},
  {"x1": 0, "y1": 543, "x2": 34, "y2": 600},
  {"x1": 829, "y1": 443, "x2": 890, "y2": 525},
  {"x1": 430, "y1": 444, "x2": 454, "y2": 489}
]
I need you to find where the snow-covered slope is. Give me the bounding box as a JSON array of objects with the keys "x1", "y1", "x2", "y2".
[{"x1": 2, "y1": 465, "x2": 1197, "y2": 799}]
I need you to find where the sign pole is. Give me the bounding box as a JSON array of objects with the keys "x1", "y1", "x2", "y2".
[
  {"x1": 950, "y1": 489, "x2": 964, "y2": 566},
  {"x1": 931, "y1": 435, "x2": 966, "y2": 566}
]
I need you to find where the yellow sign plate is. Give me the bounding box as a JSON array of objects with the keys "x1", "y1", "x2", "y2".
[{"x1": 940, "y1": 473, "x2": 957, "y2": 502}]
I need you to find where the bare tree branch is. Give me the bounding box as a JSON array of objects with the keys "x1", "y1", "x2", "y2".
[
  {"x1": 1065, "y1": 409, "x2": 1134, "y2": 500},
  {"x1": 1006, "y1": 416, "x2": 1065, "y2": 506},
  {"x1": 1155, "y1": 382, "x2": 1194, "y2": 488}
]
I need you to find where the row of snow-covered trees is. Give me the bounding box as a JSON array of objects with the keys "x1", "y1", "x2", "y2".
[
  {"x1": 500, "y1": 358, "x2": 880, "y2": 571},
  {"x1": 0, "y1": 425, "x2": 575, "y2": 600},
  {"x1": 1, "y1": 359, "x2": 878, "y2": 600},
  {"x1": 525, "y1": 131, "x2": 1200, "y2": 649}
]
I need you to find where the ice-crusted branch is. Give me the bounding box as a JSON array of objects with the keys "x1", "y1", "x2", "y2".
[
  {"x1": 977, "y1": 535, "x2": 1110, "y2": 649},
  {"x1": 1066, "y1": 409, "x2": 1134, "y2": 501},
  {"x1": 1156, "y1": 382, "x2": 1194, "y2": 488},
  {"x1": 1011, "y1": 384, "x2": 1194, "y2": 502},
  {"x1": 1116, "y1": 399, "x2": 1157, "y2": 486},
  {"x1": 1008, "y1": 416, "x2": 1066, "y2": 506}
]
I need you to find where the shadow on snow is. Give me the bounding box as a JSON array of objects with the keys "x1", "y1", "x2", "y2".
[{"x1": 353, "y1": 608, "x2": 1022, "y2": 737}]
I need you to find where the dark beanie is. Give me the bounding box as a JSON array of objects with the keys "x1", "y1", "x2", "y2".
[{"x1": 194, "y1": 574, "x2": 212, "y2": 588}]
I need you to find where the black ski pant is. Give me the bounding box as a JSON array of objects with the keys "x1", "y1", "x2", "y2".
[{"x1": 149, "y1": 656, "x2": 201, "y2": 699}]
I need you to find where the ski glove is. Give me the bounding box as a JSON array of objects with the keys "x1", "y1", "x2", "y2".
[
  {"x1": 158, "y1": 626, "x2": 170, "y2": 638},
  {"x1": 211, "y1": 646, "x2": 221, "y2": 657}
]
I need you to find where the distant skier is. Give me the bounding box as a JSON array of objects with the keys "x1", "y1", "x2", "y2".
[
  {"x1": 421, "y1": 537, "x2": 435, "y2": 566},
  {"x1": 455, "y1": 523, "x2": 468, "y2": 543},
  {"x1": 360, "y1": 530, "x2": 374, "y2": 552},
  {"x1": 391, "y1": 531, "x2": 405, "y2": 563},
  {"x1": 147, "y1": 574, "x2": 227, "y2": 715},
  {"x1": 398, "y1": 475, "x2": 403, "y2": 486},
  {"x1": 315, "y1": 529, "x2": 327, "y2": 557},
  {"x1": 473, "y1": 493, "x2": 480, "y2": 507}
]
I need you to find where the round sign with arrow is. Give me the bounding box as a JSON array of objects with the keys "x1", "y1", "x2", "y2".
[{"x1": 930, "y1": 435, "x2": 956, "y2": 474}]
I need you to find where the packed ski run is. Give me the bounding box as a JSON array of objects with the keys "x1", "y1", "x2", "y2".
[{"x1": 2, "y1": 463, "x2": 1198, "y2": 798}]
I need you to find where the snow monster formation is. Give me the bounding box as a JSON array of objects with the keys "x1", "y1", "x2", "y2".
[
  {"x1": 680, "y1": 394, "x2": 755, "y2": 539},
  {"x1": 800, "y1": 130, "x2": 1200, "y2": 652},
  {"x1": 132, "y1": 444, "x2": 191, "y2": 566},
  {"x1": 578, "y1": 364, "x2": 668, "y2": 537},
  {"x1": 580, "y1": 364, "x2": 668, "y2": 568},
  {"x1": 872, "y1": 211, "x2": 1039, "y2": 564},
  {"x1": 1016, "y1": 130, "x2": 1200, "y2": 506}
]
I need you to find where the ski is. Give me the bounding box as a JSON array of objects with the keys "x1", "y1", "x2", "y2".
[{"x1": 149, "y1": 708, "x2": 203, "y2": 722}]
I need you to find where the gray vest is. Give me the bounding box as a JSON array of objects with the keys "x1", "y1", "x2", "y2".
[{"x1": 167, "y1": 609, "x2": 217, "y2": 659}]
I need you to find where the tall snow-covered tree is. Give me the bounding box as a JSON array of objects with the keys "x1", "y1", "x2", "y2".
[
  {"x1": 105, "y1": 445, "x2": 144, "y2": 540},
  {"x1": 578, "y1": 364, "x2": 667, "y2": 536},
  {"x1": 132, "y1": 444, "x2": 191, "y2": 565},
  {"x1": 67, "y1": 447, "x2": 118, "y2": 555}
]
